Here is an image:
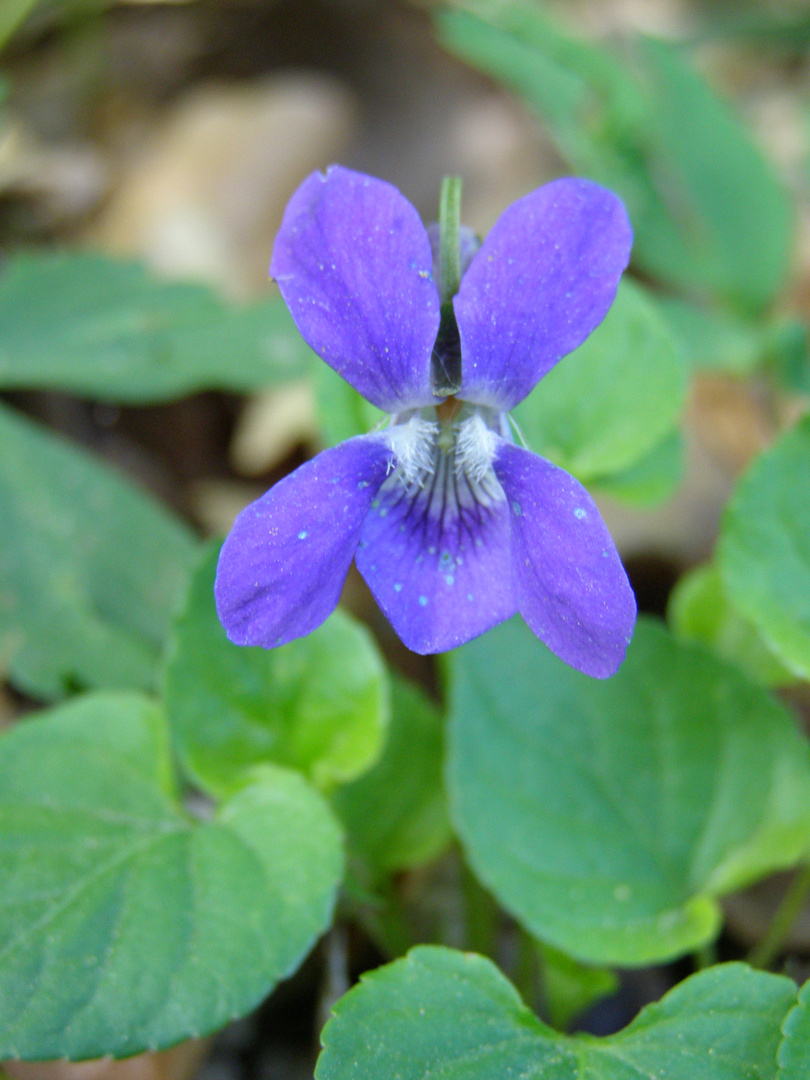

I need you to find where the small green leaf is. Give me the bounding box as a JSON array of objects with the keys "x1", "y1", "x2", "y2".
[
  {"x1": 0, "y1": 403, "x2": 198, "y2": 700},
  {"x1": 0, "y1": 252, "x2": 313, "y2": 403},
  {"x1": 513, "y1": 280, "x2": 686, "y2": 482},
  {"x1": 719, "y1": 416, "x2": 810, "y2": 680},
  {"x1": 778, "y1": 978, "x2": 810, "y2": 1079},
  {"x1": 333, "y1": 675, "x2": 452, "y2": 876},
  {"x1": 669, "y1": 562, "x2": 797, "y2": 687},
  {"x1": 448, "y1": 617, "x2": 810, "y2": 965},
  {"x1": 164, "y1": 542, "x2": 389, "y2": 798},
  {"x1": 316, "y1": 945, "x2": 797, "y2": 1080},
  {"x1": 658, "y1": 296, "x2": 769, "y2": 375},
  {"x1": 538, "y1": 943, "x2": 618, "y2": 1032},
  {"x1": 315, "y1": 363, "x2": 384, "y2": 447},
  {"x1": 0, "y1": 692, "x2": 342, "y2": 1061},
  {"x1": 591, "y1": 429, "x2": 683, "y2": 506}
]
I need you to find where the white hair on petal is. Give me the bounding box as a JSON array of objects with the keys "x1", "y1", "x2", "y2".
[
  {"x1": 386, "y1": 416, "x2": 438, "y2": 486},
  {"x1": 455, "y1": 414, "x2": 497, "y2": 483}
]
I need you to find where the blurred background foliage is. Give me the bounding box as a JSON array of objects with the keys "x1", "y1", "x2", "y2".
[{"x1": 1, "y1": 1, "x2": 810, "y2": 1078}]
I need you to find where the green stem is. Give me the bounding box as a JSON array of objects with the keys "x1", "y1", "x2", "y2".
[
  {"x1": 748, "y1": 864, "x2": 810, "y2": 969},
  {"x1": 439, "y1": 176, "x2": 462, "y2": 305}
]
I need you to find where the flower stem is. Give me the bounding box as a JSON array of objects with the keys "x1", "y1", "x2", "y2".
[
  {"x1": 439, "y1": 176, "x2": 463, "y2": 305},
  {"x1": 748, "y1": 864, "x2": 810, "y2": 969}
]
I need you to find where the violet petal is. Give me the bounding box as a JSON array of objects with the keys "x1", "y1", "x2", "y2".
[
  {"x1": 215, "y1": 434, "x2": 392, "y2": 648},
  {"x1": 493, "y1": 439, "x2": 636, "y2": 677},
  {"x1": 455, "y1": 178, "x2": 632, "y2": 410},
  {"x1": 271, "y1": 166, "x2": 441, "y2": 412},
  {"x1": 356, "y1": 468, "x2": 516, "y2": 654}
]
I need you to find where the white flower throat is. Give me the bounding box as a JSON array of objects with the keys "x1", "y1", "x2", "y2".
[{"x1": 384, "y1": 400, "x2": 509, "y2": 520}]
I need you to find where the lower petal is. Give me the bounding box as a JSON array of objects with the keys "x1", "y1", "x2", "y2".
[
  {"x1": 356, "y1": 457, "x2": 516, "y2": 654},
  {"x1": 215, "y1": 435, "x2": 392, "y2": 648},
  {"x1": 493, "y1": 441, "x2": 636, "y2": 678}
]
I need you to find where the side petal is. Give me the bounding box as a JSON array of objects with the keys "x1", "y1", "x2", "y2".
[
  {"x1": 493, "y1": 440, "x2": 636, "y2": 678},
  {"x1": 271, "y1": 166, "x2": 441, "y2": 412},
  {"x1": 455, "y1": 178, "x2": 632, "y2": 409},
  {"x1": 215, "y1": 435, "x2": 392, "y2": 648},
  {"x1": 356, "y1": 464, "x2": 516, "y2": 654}
]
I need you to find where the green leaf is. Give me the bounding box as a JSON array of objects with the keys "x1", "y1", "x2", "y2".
[
  {"x1": 316, "y1": 945, "x2": 797, "y2": 1080},
  {"x1": 315, "y1": 362, "x2": 384, "y2": 447},
  {"x1": 333, "y1": 675, "x2": 452, "y2": 876},
  {"x1": 719, "y1": 416, "x2": 810, "y2": 680},
  {"x1": 164, "y1": 542, "x2": 389, "y2": 798},
  {"x1": 591, "y1": 429, "x2": 684, "y2": 506},
  {"x1": 448, "y1": 617, "x2": 810, "y2": 966},
  {"x1": 538, "y1": 943, "x2": 618, "y2": 1032},
  {"x1": 669, "y1": 563, "x2": 797, "y2": 687},
  {"x1": 436, "y1": 2, "x2": 792, "y2": 311},
  {"x1": 0, "y1": 403, "x2": 198, "y2": 700},
  {"x1": 779, "y1": 978, "x2": 810, "y2": 1079},
  {"x1": 0, "y1": 691, "x2": 342, "y2": 1061},
  {"x1": 0, "y1": 252, "x2": 314, "y2": 403},
  {"x1": 657, "y1": 296, "x2": 768, "y2": 375},
  {"x1": 632, "y1": 35, "x2": 791, "y2": 312},
  {"x1": 513, "y1": 281, "x2": 686, "y2": 483}
]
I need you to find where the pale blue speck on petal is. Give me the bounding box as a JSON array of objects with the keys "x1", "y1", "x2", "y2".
[
  {"x1": 298, "y1": 530, "x2": 308, "y2": 540},
  {"x1": 358, "y1": 480, "x2": 370, "y2": 489},
  {"x1": 512, "y1": 501, "x2": 522, "y2": 516},
  {"x1": 419, "y1": 595, "x2": 428, "y2": 606},
  {"x1": 394, "y1": 582, "x2": 403, "y2": 592},
  {"x1": 574, "y1": 507, "x2": 587, "y2": 520},
  {"x1": 445, "y1": 575, "x2": 455, "y2": 586},
  {"x1": 467, "y1": 593, "x2": 474, "y2": 602}
]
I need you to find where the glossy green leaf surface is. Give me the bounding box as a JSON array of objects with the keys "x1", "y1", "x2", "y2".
[
  {"x1": 669, "y1": 563, "x2": 797, "y2": 687},
  {"x1": 164, "y1": 543, "x2": 389, "y2": 797},
  {"x1": 448, "y1": 618, "x2": 810, "y2": 965},
  {"x1": 437, "y1": 1, "x2": 792, "y2": 311},
  {"x1": 719, "y1": 416, "x2": 810, "y2": 680},
  {"x1": 0, "y1": 252, "x2": 313, "y2": 403},
  {"x1": 333, "y1": 675, "x2": 451, "y2": 876},
  {"x1": 0, "y1": 692, "x2": 342, "y2": 1061},
  {"x1": 514, "y1": 281, "x2": 685, "y2": 482},
  {"x1": 0, "y1": 403, "x2": 198, "y2": 700},
  {"x1": 317, "y1": 946, "x2": 797, "y2": 1080}
]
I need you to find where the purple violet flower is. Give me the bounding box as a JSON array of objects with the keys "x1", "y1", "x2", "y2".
[{"x1": 215, "y1": 165, "x2": 637, "y2": 677}]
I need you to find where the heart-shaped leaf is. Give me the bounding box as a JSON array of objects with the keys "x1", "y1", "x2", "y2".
[
  {"x1": 0, "y1": 692, "x2": 342, "y2": 1061},
  {"x1": 316, "y1": 946, "x2": 797, "y2": 1080},
  {"x1": 448, "y1": 617, "x2": 810, "y2": 965}
]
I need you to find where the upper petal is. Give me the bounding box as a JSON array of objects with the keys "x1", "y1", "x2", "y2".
[
  {"x1": 355, "y1": 457, "x2": 516, "y2": 654},
  {"x1": 215, "y1": 434, "x2": 392, "y2": 648},
  {"x1": 493, "y1": 440, "x2": 636, "y2": 677},
  {"x1": 271, "y1": 166, "x2": 441, "y2": 412},
  {"x1": 455, "y1": 178, "x2": 632, "y2": 409}
]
